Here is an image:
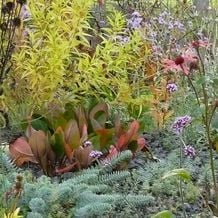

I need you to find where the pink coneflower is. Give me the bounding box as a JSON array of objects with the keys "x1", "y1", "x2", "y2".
[
  {"x1": 191, "y1": 39, "x2": 209, "y2": 48},
  {"x1": 162, "y1": 51, "x2": 198, "y2": 75}
]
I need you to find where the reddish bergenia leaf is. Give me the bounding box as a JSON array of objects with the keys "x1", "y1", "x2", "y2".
[
  {"x1": 136, "y1": 137, "x2": 148, "y2": 152},
  {"x1": 80, "y1": 124, "x2": 88, "y2": 144},
  {"x1": 117, "y1": 120, "x2": 140, "y2": 150},
  {"x1": 29, "y1": 130, "x2": 49, "y2": 173},
  {"x1": 64, "y1": 119, "x2": 81, "y2": 148},
  {"x1": 9, "y1": 137, "x2": 37, "y2": 166},
  {"x1": 74, "y1": 106, "x2": 88, "y2": 135},
  {"x1": 55, "y1": 162, "x2": 78, "y2": 174},
  {"x1": 64, "y1": 143, "x2": 74, "y2": 160},
  {"x1": 105, "y1": 145, "x2": 119, "y2": 159},
  {"x1": 96, "y1": 128, "x2": 113, "y2": 148}
]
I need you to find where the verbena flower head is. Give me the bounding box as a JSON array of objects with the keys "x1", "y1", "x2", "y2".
[
  {"x1": 171, "y1": 115, "x2": 192, "y2": 135},
  {"x1": 83, "y1": 141, "x2": 92, "y2": 148},
  {"x1": 183, "y1": 145, "x2": 196, "y2": 158},
  {"x1": 89, "y1": 150, "x2": 103, "y2": 158},
  {"x1": 166, "y1": 83, "x2": 178, "y2": 93},
  {"x1": 20, "y1": 4, "x2": 31, "y2": 20},
  {"x1": 127, "y1": 11, "x2": 143, "y2": 29}
]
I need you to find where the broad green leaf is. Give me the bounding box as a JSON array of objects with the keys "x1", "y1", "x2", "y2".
[
  {"x1": 151, "y1": 210, "x2": 174, "y2": 218},
  {"x1": 89, "y1": 102, "x2": 109, "y2": 128},
  {"x1": 30, "y1": 114, "x2": 50, "y2": 132},
  {"x1": 50, "y1": 116, "x2": 67, "y2": 131},
  {"x1": 162, "y1": 168, "x2": 191, "y2": 181},
  {"x1": 51, "y1": 127, "x2": 65, "y2": 157}
]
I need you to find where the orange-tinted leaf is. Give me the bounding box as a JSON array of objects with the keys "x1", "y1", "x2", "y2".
[
  {"x1": 80, "y1": 124, "x2": 88, "y2": 144},
  {"x1": 64, "y1": 119, "x2": 81, "y2": 148},
  {"x1": 55, "y1": 162, "x2": 78, "y2": 174},
  {"x1": 29, "y1": 130, "x2": 47, "y2": 160},
  {"x1": 74, "y1": 146, "x2": 92, "y2": 168},
  {"x1": 136, "y1": 137, "x2": 147, "y2": 151},
  {"x1": 74, "y1": 106, "x2": 88, "y2": 134},
  {"x1": 105, "y1": 145, "x2": 119, "y2": 159},
  {"x1": 117, "y1": 120, "x2": 140, "y2": 150},
  {"x1": 64, "y1": 143, "x2": 73, "y2": 160},
  {"x1": 9, "y1": 137, "x2": 37, "y2": 166},
  {"x1": 28, "y1": 130, "x2": 52, "y2": 174},
  {"x1": 117, "y1": 134, "x2": 126, "y2": 150},
  {"x1": 96, "y1": 128, "x2": 113, "y2": 148}
]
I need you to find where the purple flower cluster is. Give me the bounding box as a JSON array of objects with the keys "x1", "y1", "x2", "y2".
[
  {"x1": 166, "y1": 83, "x2": 178, "y2": 93},
  {"x1": 183, "y1": 145, "x2": 196, "y2": 158},
  {"x1": 142, "y1": 10, "x2": 189, "y2": 59},
  {"x1": 83, "y1": 141, "x2": 92, "y2": 148},
  {"x1": 171, "y1": 115, "x2": 192, "y2": 135},
  {"x1": 127, "y1": 11, "x2": 143, "y2": 29},
  {"x1": 89, "y1": 150, "x2": 103, "y2": 158},
  {"x1": 116, "y1": 35, "x2": 130, "y2": 44},
  {"x1": 20, "y1": 4, "x2": 31, "y2": 20}
]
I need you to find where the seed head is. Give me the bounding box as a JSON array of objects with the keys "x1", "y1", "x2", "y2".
[{"x1": 174, "y1": 56, "x2": 184, "y2": 65}]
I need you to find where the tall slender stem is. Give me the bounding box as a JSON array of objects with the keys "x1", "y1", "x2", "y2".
[
  {"x1": 179, "y1": 135, "x2": 187, "y2": 218},
  {"x1": 196, "y1": 48, "x2": 218, "y2": 207}
]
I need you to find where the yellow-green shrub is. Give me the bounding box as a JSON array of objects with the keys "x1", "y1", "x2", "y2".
[{"x1": 1, "y1": 0, "x2": 151, "y2": 124}]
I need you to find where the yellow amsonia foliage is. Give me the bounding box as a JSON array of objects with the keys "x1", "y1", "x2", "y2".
[
  {"x1": 1, "y1": 0, "x2": 152, "y2": 122},
  {"x1": 4, "y1": 208, "x2": 23, "y2": 218}
]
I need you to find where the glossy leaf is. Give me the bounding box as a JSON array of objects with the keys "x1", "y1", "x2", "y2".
[
  {"x1": 80, "y1": 124, "x2": 88, "y2": 144},
  {"x1": 29, "y1": 130, "x2": 50, "y2": 174},
  {"x1": 74, "y1": 106, "x2": 88, "y2": 134},
  {"x1": 64, "y1": 119, "x2": 81, "y2": 148},
  {"x1": 89, "y1": 102, "x2": 109, "y2": 131},
  {"x1": 30, "y1": 114, "x2": 50, "y2": 132},
  {"x1": 9, "y1": 137, "x2": 37, "y2": 166},
  {"x1": 74, "y1": 146, "x2": 92, "y2": 168},
  {"x1": 51, "y1": 127, "x2": 65, "y2": 157},
  {"x1": 96, "y1": 128, "x2": 113, "y2": 149},
  {"x1": 117, "y1": 120, "x2": 140, "y2": 150}
]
